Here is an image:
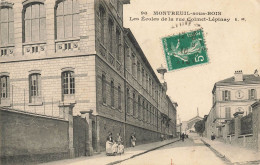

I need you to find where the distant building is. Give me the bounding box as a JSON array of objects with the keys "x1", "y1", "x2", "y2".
[
  {"x1": 206, "y1": 70, "x2": 260, "y2": 138},
  {"x1": 182, "y1": 109, "x2": 203, "y2": 133}
]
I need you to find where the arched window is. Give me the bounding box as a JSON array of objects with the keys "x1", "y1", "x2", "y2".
[
  {"x1": 0, "y1": 75, "x2": 9, "y2": 99},
  {"x1": 108, "y1": 18, "x2": 114, "y2": 53},
  {"x1": 142, "y1": 100, "x2": 145, "y2": 121},
  {"x1": 102, "y1": 74, "x2": 106, "y2": 103},
  {"x1": 98, "y1": 5, "x2": 105, "y2": 45},
  {"x1": 55, "y1": 0, "x2": 79, "y2": 39},
  {"x1": 118, "y1": 85, "x2": 121, "y2": 110},
  {"x1": 23, "y1": 2, "x2": 46, "y2": 42},
  {"x1": 126, "y1": 88, "x2": 130, "y2": 114},
  {"x1": 62, "y1": 71, "x2": 75, "y2": 100},
  {"x1": 116, "y1": 27, "x2": 121, "y2": 61},
  {"x1": 0, "y1": 6, "x2": 14, "y2": 46},
  {"x1": 138, "y1": 95, "x2": 141, "y2": 119},
  {"x1": 29, "y1": 73, "x2": 41, "y2": 103},
  {"x1": 110, "y1": 80, "x2": 114, "y2": 107},
  {"x1": 133, "y1": 92, "x2": 136, "y2": 116}
]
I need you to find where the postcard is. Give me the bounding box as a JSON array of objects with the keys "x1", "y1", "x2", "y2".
[{"x1": 0, "y1": 0, "x2": 259, "y2": 165}]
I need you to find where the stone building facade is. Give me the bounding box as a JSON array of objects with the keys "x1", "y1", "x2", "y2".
[
  {"x1": 0, "y1": 0, "x2": 177, "y2": 157},
  {"x1": 206, "y1": 70, "x2": 260, "y2": 138}
]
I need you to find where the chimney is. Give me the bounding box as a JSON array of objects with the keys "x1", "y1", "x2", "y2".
[
  {"x1": 254, "y1": 69, "x2": 259, "y2": 77},
  {"x1": 234, "y1": 70, "x2": 243, "y2": 81}
]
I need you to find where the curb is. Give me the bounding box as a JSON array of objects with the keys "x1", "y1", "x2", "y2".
[
  {"x1": 107, "y1": 139, "x2": 180, "y2": 165},
  {"x1": 201, "y1": 139, "x2": 232, "y2": 164}
]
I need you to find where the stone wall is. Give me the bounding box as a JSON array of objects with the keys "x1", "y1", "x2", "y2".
[{"x1": 0, "y1": 108, "x2": 69, "y2": 165}]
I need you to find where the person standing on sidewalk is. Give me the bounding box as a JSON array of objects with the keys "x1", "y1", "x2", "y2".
[
  {"x1": 106, "y1": 132, "x2": 114, "y2": 156},
  {"x1": 181, "y1": 133, "x2": 185, "y2": 142},
  {"x1": 130, "y1": 132, "x2": 136, "y2": 147},
  {"x1": 116, "y1": 133, "x2": 124, "y2": 154}
]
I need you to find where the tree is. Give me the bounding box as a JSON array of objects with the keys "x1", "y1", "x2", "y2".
[{"x1": 194, "y1": 120, "x2": 205, "y2": 135}]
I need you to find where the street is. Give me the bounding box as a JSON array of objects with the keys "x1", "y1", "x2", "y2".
[{"x1": 118, "y1": 133, "x2": 226, "y2": 165}]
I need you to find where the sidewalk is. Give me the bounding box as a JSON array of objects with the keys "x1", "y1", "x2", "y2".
[
  {"x1": 40, "y1": 138, "x2": 180, "y2": 165},
  {"x1": 201, "y1": 137, "x2": 260, "y2": 164}
]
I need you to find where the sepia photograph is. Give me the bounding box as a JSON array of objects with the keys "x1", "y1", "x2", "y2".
[{"x1": 0, "y1": 0, "x2": 260, "y2": 164}]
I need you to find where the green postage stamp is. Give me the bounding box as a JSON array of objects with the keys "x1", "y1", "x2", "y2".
[{"x1": 162, "y1": 28, "x2": 208, "y2": 71}]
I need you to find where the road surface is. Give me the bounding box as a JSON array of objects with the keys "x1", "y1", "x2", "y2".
[{"x1": 118, "y1": 133, "x2": 226, "y2": 165}]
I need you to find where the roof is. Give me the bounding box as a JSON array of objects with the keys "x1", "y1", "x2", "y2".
[
  {"x1": 188, "y1": 116, "x2": 203, "y2": 123},
  {"x1": 216, "y1": 74, "x2": 260, "y2": 85},
  {"x1": 212, "y1": 74, "x2": 260, "y2": 93},
  {"x1": 124, "y1": 28, "x2": 161, "y2": 85}
]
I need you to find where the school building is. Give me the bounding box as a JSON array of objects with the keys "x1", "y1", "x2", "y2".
[{"x1": 0, "y1": 0, "x2": 177, "y2": 163}]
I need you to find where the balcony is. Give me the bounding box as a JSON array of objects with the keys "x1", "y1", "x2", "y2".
[
  {"x1": 0, "y1": 45, "x2": 14, "y2": 56},
  {"x1": 23, "y1": 42, "x2": 46, "y2": 55},
  {"x1": 55, "y1": 39, "x2": 80, "y2": 53}
]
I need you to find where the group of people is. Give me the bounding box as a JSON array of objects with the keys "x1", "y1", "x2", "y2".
[
  {"x1": 106, "y1": 132, "x2": 136, "y2": 156},
  {"x1": 180, "y1": 133, "x2": 188, "y2": 141}
]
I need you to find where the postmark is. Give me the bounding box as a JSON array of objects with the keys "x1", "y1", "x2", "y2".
[{"x1": 162, "y1": 28, "x2": 208, "y2": 71}]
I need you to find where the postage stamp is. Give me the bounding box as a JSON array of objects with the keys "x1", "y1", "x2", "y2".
[{"x1": 162, "y1": 28, "x2": 208, "y2": 71}]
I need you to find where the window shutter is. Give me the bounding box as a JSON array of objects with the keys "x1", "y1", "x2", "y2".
[
  {"x1": 7, "y1": 76, "x2": 10, "y2": 98},
  {"x1": 253, "y1": 89, "x2": 257, "y2": 99},
  {"x1": 255, "y1": 89, "x2": 257, "y2": 99},
  {"x1": 228, "y1": 91, "x2": 231, "y2": 100},
  {"x1": 248, "y1": 89, "x2": 251, "y2": 99},
  {"x1": 222, "y1": 91, "x2": 225, "y2": 101}
]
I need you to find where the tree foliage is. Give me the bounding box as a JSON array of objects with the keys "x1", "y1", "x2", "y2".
[{"x1": 194, "y1": 120, "x2": 205, "y2": 134}]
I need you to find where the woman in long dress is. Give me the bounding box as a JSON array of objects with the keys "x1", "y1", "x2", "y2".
[
  {"x1": 116, "y1": 133, "x2": 124, "y2": 154},
  {"x1": 106, "y1": 132, "x2": 115, "y2": 156},
  {"x1": 130, "y1": 133, "x2": 136, "y2": 147}
]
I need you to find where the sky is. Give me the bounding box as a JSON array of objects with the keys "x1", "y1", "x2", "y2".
[{"x1": 123, "y1": 0, "x2": 260, "y2": 121}]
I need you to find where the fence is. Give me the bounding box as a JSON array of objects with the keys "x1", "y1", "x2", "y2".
[
  {"x1": 241, "y1": 113, "x2": 253, "y2": 135},
  {"x1": 0, "y1": 84, "x2": 66, "y2": 120}
]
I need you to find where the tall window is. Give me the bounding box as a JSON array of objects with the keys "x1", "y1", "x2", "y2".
[
  {"x1": 146, "y1": 102, "x2": 149, "y2": 122},
  {"x1": 56, "y1": 0, "x2": 79, "y2": 39},
  {"x1": 62, "y1": 71, "x2": 75, "y2": 96},
  {"x1": 149, "y1": 78, "x2": 151, "y2": 94},
  {"x1": 29, "y1": 73, "x2": 41, "y2": 103},
  {"x1": 249, "y1": 89, "x2": 256, "y2": 99},
  {"x1": 108, "y1": 18, "x2": 113, "y2": 53},
  {"x1": 222, "y1": 90, "x2": 230, "y2": 101},
  {"x1": 24, "y1": 3, "x2": 46, "y2": 42},
  {"x1": 138, "y1": 96, "x2": 141, "y2": 119},
  {"x1": 225, "y1": 107, "x2": 231, "y2": 118},
  {"x1": 132, "y1": 54, "x2": 136, "y2": 77},
  {"x1": 142, "y1": 100, "x2": 145, "y2": 121},
  {"x1": 102, "y1": 74, "x2": 106, "y2": 103},
  {"x1": 137, "y1": 62, "x2": 140, "y2": 82},
  {"x1": 146, "y1": 74, "x2": 148, "y2": 91},
  {"x1": 133, "y1": 92, "x2": 136, "y2": 116},
  {"x1": 142, "y1": 68, "x2": 144, "y2": 86},
  {"x1": 116, "y1": 28, "x2": 121, "y2": 61},
  {"x1": 153, "y1": 108, "x2": 156, "y2": 125},
  {"x1": 111, "y1": 80, "x2": 114, "y2": 107},
  {"x1": 0, "y1": 6, "x2": 14, "y2": 46},
  {"x1": 124, "y1": 44, "x2": 131, "y2": 71},
  {"x1": 98, "y1": 5, "x2": 105, "y2": 45},
  {"x1": 126, "y1": 88, "x2": 130, "y2": 113},
  {"x1": 0, "y1": 75, "x2": 9, "y2": 99},
  {"x1": 118, "y1": 85, "x2": 121, "y2": 110}
]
